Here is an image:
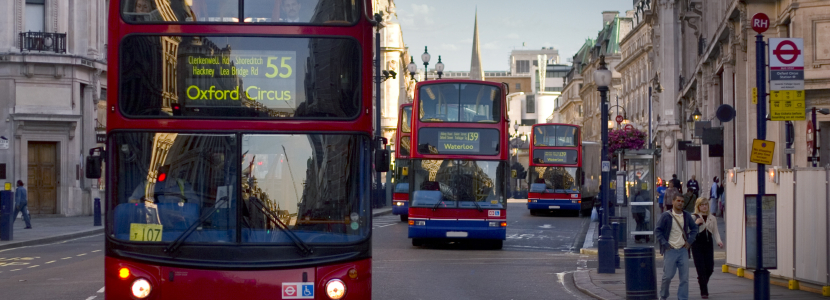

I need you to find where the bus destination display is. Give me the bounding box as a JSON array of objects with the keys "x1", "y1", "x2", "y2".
[
  {"x1": 185, "y1": 50, "x2": 297, "y2": 107},
  {"x1": 417, "y1": 128, "x2": 499, "y2": 155},
  {"x1": 533, "y1": 150, "x2": 578, "y2": 164}
]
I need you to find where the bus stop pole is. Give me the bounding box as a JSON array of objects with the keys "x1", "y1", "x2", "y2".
[{"x1": 753, "y1": 33, "x2": 770, "y2": 300}]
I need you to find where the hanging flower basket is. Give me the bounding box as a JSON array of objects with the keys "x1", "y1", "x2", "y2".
[{"x1": 608, "y1": 127, "x2": 647, "y2": 154}]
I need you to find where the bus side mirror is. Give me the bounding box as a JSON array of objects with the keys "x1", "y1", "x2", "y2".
[
  {"x1": 401, "y1": 167, "x2": 408, "y2": 176},
  {"x1": 86, "y1": 147, "x2": 106, "y2": 179},
  {"x1": 374, "y1": 137, "x2": 389, "y2": 172}
]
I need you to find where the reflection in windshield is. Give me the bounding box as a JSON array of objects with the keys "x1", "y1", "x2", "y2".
[
  {"x1": 419, "y1": 83, "x2": 501, "y2": 123},
  {"x1": 529, "y1": 166, "x2": 580, "y2": 193},
  {"x1": 112, "y1": 132, "x2": 370, "y2": 245},
  {"x1": 122, "y1": 0, "x2": 358, "y2": 24},
  {"x1": 410, "y1": 160, "x2": 506, "y2": 208},
  {"x1": 120, "y1": 35, "x2": 360, "y2": 119}
]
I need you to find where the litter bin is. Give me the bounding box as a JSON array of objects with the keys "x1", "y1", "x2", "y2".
[
  {"x1": 609, "y1": 216, "x2": 627, "y2": 249},
  {"x1": 0, "y1": 190, "x2": 13, "y2": 241},
  {"x1": 624, "y1": 247, "x2": 656, "y2": 299}
]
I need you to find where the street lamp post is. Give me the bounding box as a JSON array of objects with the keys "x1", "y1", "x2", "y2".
[
  {"x1": 594, "y1": 55, "x2": 615, "y2": 274},
  {"x1": 421, "y1": 47, "x2": 431, "y2": 81},
  {"x1": 513, "y1": 122, "x2": 520, "y2": 197},
  {"x1": 407, "y1": 56, "x2": 418, "y2": 82},
  {"x1": 435, "y1": 56, "x2": 445, "y2": 79}
]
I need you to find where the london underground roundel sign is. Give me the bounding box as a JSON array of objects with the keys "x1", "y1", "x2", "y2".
[{"x1": 752, "y1": 13, "x2": 770, "y2": 33}]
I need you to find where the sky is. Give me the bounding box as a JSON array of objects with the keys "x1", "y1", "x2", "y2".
[{"x1": 392, "y1": 0, "x2": 636, "y2": 71}]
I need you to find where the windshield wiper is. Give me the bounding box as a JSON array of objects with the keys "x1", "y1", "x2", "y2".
[
  {"x1": 471, "y1": 200, "x2": 483, "y2": 212},
  {"x1": 433, "y1": 200, "x2": 443, "y2": 211},
  {"x1": 165, "y1": 197, "x2": 227, "y2": 255},
  {"x1": 247, "y1": 196, "x2": 313, "y2": 256}
]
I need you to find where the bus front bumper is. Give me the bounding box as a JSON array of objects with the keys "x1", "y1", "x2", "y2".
[
  {"x1": 408, "y1": 219, "x2": 506, "y2": 240},
  {"x1": 527, "y1": 199, "x2": 581, "y2": 211}
]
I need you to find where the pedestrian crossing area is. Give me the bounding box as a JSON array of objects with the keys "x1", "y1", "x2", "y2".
[{"x1": 373, "y1": 215, "x2": 404, "y2": 229}]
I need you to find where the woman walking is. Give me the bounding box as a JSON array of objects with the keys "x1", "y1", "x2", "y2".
[{"x1": 691, "y1": 197, "x2": 722, "y2": 299}]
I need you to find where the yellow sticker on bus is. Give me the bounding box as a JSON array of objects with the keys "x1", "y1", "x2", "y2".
[{"x1": 130, "y1": 224, "x2": 163, "y2": 242}]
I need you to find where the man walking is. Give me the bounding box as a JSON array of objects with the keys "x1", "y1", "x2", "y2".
[
  {"x1": 687, "y1": 175, "x2": 700, "y2": 199},
  {"x1": 14, "y1": 180, "x2": 32, "y2": 229},
  {"x1": 655, "y1": 195, "x2": 699, "y2": 300},
  {"x1": 670, "y1": 174, "x2": 683, "y2": 194}
]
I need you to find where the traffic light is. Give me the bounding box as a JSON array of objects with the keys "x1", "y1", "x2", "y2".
[{"x1": 172, "y1": 103, "x2": 182, "y2": 116}]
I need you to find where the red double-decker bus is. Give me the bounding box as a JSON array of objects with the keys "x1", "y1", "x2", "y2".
[
  {"x1": 527, "y1": 124, "x2": 600, "y2": 216},
  {"x1": 407, "y1": 80, "x2": 509, "y2": 249},
  {"x1": 89, "y1": 1, "x2": 382, "y2": 299},
  {"x1": 392, "y1": 103, "x2": 412, "y2": 222}
]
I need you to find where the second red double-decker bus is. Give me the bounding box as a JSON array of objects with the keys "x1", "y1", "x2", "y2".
[
  {"x1": 407, "y1": 80, "x2": 509, "y2": 249},
  {"x1": 90, "y1": 1, "x2": 383, "y2": 299},
  {"x1": 527, "y1": 124, "x2": 600, "y2": 216},
  {"x1": 392, "y1": 103, "x2": 412, "y2": 222}
]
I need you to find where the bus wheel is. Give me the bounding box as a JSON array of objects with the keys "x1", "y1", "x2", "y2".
[
  {"x1": 490, "y1": 240, "x2": 503, "y2": 250},
  {"x1": 400, "y1": 214, "x2": 408, "y2": 222},
  {"x1": 529, "y1": 209, "x2": 539, "y2": 216},
  {"x1": 412, "y1": 238, "x2": 425, "y2": 247}
]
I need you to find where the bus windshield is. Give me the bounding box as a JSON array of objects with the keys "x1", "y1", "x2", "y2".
[
  {"x1": 410, "y1": 160, "x2": 506, "y2": 209},
  {"x1": 419, "y1": 83, "x2": 501, "y2": 123},
  {"x1": 528, "y1": 166, "x2": 581, "y2": 193},
  {"x1": 119, "y1": 35, "x2": 361, "y2": 119},
  {"x1": 111, "y1": 132, "x2": 370, "y2": 245},
  {"x1": 533, "y1": 125, "x2": 578, "y2": 147},
  {"x1": 122, "y1": 0, "x2": 359, "y2": 25}
]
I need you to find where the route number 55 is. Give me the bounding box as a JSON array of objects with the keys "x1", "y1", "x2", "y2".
[{"x1": 265, "y1": 57, "x2": 292, "y2": 78}]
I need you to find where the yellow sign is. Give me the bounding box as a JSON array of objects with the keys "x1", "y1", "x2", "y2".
[
  {"x1": 770, "y1": 90, "x2": 805, "y2": 101},
  {"x1": 511, "y1": 170, "x2": 517, "y2": 178},
  {"x1": 752, "y1": 87, "x2": 758, "y2": 105},
  {"x1": 401, "y1": 167, "x2": 408, "y2": 176},
  {"x1": 770, "y1": 99, "x2": 806, "y2": 121},
  {"x1": 4, "y1": 183, "x2": 10, "y2": 191},
  {"x1": 609, "y1": 180, "x2": 615, "y2": 190},
  {"x1": 750, "y1": 139, "x2": 775, "y2": 165},
  {"x1": 130, "y1": 224, "x2": 163, "y2": 242}
]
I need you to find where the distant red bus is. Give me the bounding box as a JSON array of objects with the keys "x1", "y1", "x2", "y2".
[
  {"x1": 527, "y1": 124, "x2": 600, "y2": 216},
  {"x1": 392, "y1": 103, "x2": 412, "y2": 222},
  {"x1": 407, "y1": 80, "x2": 509, "y2": 249},
  {"x1": 92, "y1": 1, "x2": 380, "y2": 299}
]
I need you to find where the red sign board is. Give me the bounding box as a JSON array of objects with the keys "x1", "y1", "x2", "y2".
[
  {"x1": 624, "y1": 124, "x2": 634, "y2": 131},
  {"x1": 773, "y1": 40, "x2": 801, "y2": 64},
  {"x1": 751, "y1": 13, "x2": 770, "y2": 33},
  {"x1": 616, "y1": 115, "x2": 624, "y2": 124}
]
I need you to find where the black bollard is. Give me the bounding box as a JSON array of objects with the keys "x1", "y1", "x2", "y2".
[
  {"x1": 612, "y1": 222, "x2": 620, "y2": 269},
  {"x1": 0, "y1": 191, "x2": 14, "y2": 241},
  {"x1": 93, "y1": 197, "x2": 102, "y2": 226},
  {"x1": 624, "y1": 247, "x2": 657, "y2": 300}
]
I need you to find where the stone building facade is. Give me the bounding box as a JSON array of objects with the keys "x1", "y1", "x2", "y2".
[{"x1": 0, "y1": 0, "x2": 108, "y2": 216}]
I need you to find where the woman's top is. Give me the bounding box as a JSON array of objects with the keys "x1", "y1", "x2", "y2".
[{"x1": 693, "y1": 213, "x2": 722, "y2": 245}]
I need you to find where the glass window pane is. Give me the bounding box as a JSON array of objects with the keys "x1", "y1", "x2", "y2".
[
  {"x1": 533, "y1": 125, "x2": 577, "y2": 147},
  {"x1": 112, "y1": 132, "x2": 238, "y2": 244},
  {"x1": 417, "y1": 128, "x2": 500, "y2": 156},
  {"x1": 401, "y1": 106, "x2": 412, "y2": 133},
  {"x1": 244, "y1": 0, "x2": 357, "y2": 24},
  {"x1": 528, "y1": 166, "x2": 580, "y2": 193},
  {"x1": 25, "y1": 4, "x2": 44, "y2": 32},
  {"x1": 119, "y1": 35, "x2": 361, "y2": 119},
  {"x1": 399, "y1": 136, "x2": 410, "y2": 157},
  {"x1": 410, "y1": 160, "x2": 506, "y2": 209},
  {"x1": 419, "y1": 83, "x2": 500, "y2": 123},
  {"x1": 122, "y1": 0, "x2": 358, "y2": 24},
  {"x1": 240, "y1": 134, "x2": 370, "y2": 243}
]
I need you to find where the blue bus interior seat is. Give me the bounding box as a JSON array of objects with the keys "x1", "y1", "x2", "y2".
[
  {"x1": 529, "y1": 183, "x2": 547, "y2": 193},
  {"x1": 411, "y1": 190, "x2": 443, "y2": 206},
  {"x1": 113, "y1": 203, "x2": 159, "y2": 239},
  {"x1": 394, "y1": 183, "x2": 410, "y2": 193},
  {"x1": 157, "y1": 203, "x2": 200, "y2": 231}
]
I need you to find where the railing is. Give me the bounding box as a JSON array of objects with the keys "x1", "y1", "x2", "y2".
[{"x1": 19, "y1": 31, "x2": 67, "y2": 53}]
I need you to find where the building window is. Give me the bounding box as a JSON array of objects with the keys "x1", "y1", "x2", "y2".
[
  {"x1": 546, "y1": 71, "x2": 567, "y2": 78},
  {"x1": 578, "y1": 105, "x2": 583, "y2": 117},
  {"x1": 25, "y1": 0, "x2": 46, "y2": 32},
  {"x1": 545, "y1": 87, "x2": 562, "y2": 92},
  {"x1": 521, "y1": 119, "x2": 536, "y2": 126},
  {"x1": 515, "y1": 83, "x2": 521, "y2": 90},
  {"x1": 526, "y1": 95, "x2": 535, "y2": 113},
  {"x1": 516, "y1": 60, "x2": 530, "y2": 73}
]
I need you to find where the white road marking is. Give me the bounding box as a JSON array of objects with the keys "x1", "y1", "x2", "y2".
[
  {"x1": 62, "y1": 257, "x2": 72, "y2": 260},
  {"x1": 0, "y1": 234, "x2": 103, "y2": 253},
  {"x1": 77, "y1": 253, "x2": 87, "y2": 256},
  {"x1": 10, "y1": 269, "x2": 21, "y2": 271},
  {"x1": 27, "y1": 265, "x2": 39, "y2": 268},
  {"x1": 45, "y1": 260, "x2": 56, "y2": 264},
  {"x1": 98, "y1": 287, "x2": 105, "y2": 293},
  {"x1": 582, "y1": 221, "x2": 596, "y2": 249},
  {"x1": 91, "y1": 250, "x2": 101, "y2": 253},
  {"x1": 85, "y1": 296, "x2": 97, "y2": 300},
  {"x1": 375, "y1": 224, "x2": 397, "y2": 228}
]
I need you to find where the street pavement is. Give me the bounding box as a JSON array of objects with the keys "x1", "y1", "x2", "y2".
[
  {"x1": 0, "y1": 215, "x2": 103, "y2": 250},
  {"x1": 574, "y1": 214, "x2": 827, "y2": 299}
]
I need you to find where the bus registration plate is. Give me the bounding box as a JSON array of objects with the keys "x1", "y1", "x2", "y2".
[
  {"x1": 549, "y1": 206, "x2": 560, "y2": 209},
  {"x1": 447, "y1": 231, "x2": 468, "y2": 238}
]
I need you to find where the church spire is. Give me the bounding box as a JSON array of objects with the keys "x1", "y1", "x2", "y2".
[{"x1": 470, "y1": 9, "x2": 484, "y2": 80}]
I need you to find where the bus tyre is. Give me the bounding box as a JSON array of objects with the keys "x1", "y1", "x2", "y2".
[
  {"x1": 400, "y1": 214, "x2": 408, "y2": 222},
  {"x1": 491, "y1": 240, "x2": 503, "y2": 250},
  {"x1": 529, "y1": 209, "x2": 539, "y2": 216},
  {"x1": 412, "y1": 238, "x2": 425, "y2": 247}
]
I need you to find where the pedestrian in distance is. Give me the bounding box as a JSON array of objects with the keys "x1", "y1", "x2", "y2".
[
  {"x1": 655, "y1": 195, "x2": 699, "y2": 300},
  {"x1": 709, "y1": 176, "x2": 720, "y2": 216},
  {"x1": 14, "y1": 180, "x2": 33, "y2": 229},
  {"x1": 670, "y1": 174, "x2": 683, "y2": 194},
  {"x1": 682, "y1": 189, "x2": 696, "y2": 213},
  {"x1": 687, "y1": 174, "x2": 700, "y2": 199},
  {"x1": 691, "y1": 197, "x2": 723, "y2": 299},
  {"x1": 717, "y1": 180, "x2": 725, "y2": 217},
  {"x1": 657, "y1": 182, "x2": 668, "y2": 213}
]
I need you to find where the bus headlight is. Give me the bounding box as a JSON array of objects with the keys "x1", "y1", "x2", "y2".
[
  {"x1": 325, "y1": 279, "x2": 346, "y2": 299},
  {"x1": 131, "y1": 278, "x2": 152, "y2": 298}
]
